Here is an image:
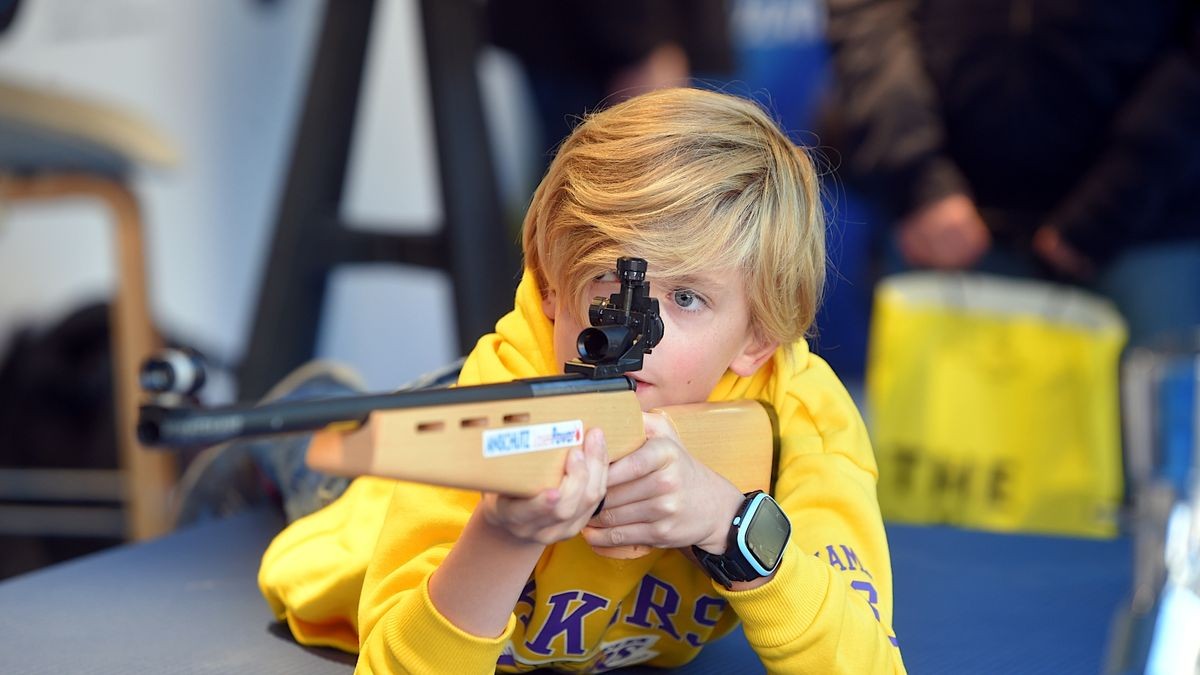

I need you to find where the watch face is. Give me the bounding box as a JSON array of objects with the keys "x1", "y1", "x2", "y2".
[{"x1": 743, "y1": 495, "x2": 791, "y2": 572}]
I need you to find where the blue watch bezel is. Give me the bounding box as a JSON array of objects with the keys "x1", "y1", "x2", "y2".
[
  {"x1": 735, "y1": 492, "x2": 778, "y2": 577},
  {"x1": 693, "y1": 491, "x2": 791, "y2": 589}
]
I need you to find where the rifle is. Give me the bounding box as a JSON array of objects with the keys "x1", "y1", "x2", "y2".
[{"x1": 137, "y1": 258, "x2": 777, "y2": 518}]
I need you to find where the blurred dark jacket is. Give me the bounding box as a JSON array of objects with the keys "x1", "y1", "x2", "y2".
[
  {"x1": 823, "y1": 0, "x2": 1200, "y2": 262},
  {"x1": 486, "y1": 0, "x2": 733, "y2": 83}
]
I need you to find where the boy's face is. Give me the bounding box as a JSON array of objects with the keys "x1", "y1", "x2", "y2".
[{"x1": 542, "y1": 266, "x2": 778, "y2": 411}]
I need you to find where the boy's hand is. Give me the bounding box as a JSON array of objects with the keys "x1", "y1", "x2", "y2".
[
  {"x1": 479, "y1": 428, "x2": 608, "y2": 546},
  {"x1": 582, "y1": 413, "x2": 744, "y2": 554}
]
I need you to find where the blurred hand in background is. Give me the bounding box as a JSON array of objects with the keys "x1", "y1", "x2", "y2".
[{"x1": 896, "y1": 193, "x2": 991, "y2": 270}]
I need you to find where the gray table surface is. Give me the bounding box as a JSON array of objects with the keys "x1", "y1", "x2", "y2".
[{"x1": 0, "y1": 507, "x2": 1131, "y2": 674}]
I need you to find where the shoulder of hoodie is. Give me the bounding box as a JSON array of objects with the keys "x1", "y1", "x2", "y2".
[{"x1": 766, "y1": 340, "x2": 878, "y2": 479}]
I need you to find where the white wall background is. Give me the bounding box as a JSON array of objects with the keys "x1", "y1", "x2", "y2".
[{"x1": 0, "y1": 0, "x2": 530, "y2": 395}]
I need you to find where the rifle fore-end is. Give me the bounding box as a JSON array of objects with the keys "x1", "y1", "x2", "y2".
[{"x1": 307, "y1": 391, "x2": 775, "y2": 497}]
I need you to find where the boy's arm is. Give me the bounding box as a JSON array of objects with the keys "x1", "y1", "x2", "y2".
[
  {"x1": 718, "y1": 363, "x2": 905, "y2": 674},
  {"x1": 258, "y1": 476, "x2": 397, "y2": 654},
  {"x1": 587, "y1": 438, "x2": 905, "y2": 674},
  {"x1": 722, "y1": 452, "x2": 904, "y2": 674},
  {"x1": 353, "y1": 483, "x2": 506, "y2": 675},
  {"x1": 355, "y1": 432, "x2": 608, "y2": 674},
  {"x1": 581, "y1": 360, "x2": 905, "y2": 674}
]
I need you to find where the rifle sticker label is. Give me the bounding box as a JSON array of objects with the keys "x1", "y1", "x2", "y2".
[{"x1": 482, "y1": 420, "x2": 584, "y2": 458}]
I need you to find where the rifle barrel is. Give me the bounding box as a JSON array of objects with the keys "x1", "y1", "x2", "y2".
[{"x1": 138, "y1": 374, "x2": 635, "y2": 448}]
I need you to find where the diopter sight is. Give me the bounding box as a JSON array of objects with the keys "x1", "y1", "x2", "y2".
[{"x1": 564, "y1": 257, "x2": 665, "y2": 379}]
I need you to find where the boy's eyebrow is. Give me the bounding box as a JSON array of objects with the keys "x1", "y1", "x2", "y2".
[{"x1": 650, "y1": 273, "x2": 726, "y2": 293}]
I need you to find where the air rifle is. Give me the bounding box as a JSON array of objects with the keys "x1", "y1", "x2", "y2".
[{"x1": 137, "y1": 258, "x2": 777, "y2": 505}]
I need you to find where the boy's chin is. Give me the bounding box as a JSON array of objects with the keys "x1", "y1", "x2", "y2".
[
  {"x1": 634, "y1": 384, "x2": 692, "y2": 412},
  {"x1": 633, "y1": 384, "x2": 658, "y2": 412}
]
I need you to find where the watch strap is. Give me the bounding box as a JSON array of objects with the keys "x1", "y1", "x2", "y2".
[
  {"x1": 692, "y1": 544, "x2": 757, "y2": 590},
  {"x1": 691, "y1": 490, "x2": 769, "y2": 590}
]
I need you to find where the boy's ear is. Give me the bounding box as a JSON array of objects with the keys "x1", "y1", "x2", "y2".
[
  {"x1": 729, "y1": 332, "x2": 778, "y2": 378},
  {"x1": 541, "y1": 289, "x2": 558, "y2": 321}
]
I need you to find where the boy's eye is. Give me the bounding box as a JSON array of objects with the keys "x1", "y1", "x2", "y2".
[
  {"x1": 671, "y1": 289, "x2": 705, "y2": 312},
  {"x1": 593, "y1": 271, "x2": 618, "y2": 283}
]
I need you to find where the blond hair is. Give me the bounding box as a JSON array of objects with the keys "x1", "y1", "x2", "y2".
[{"x1": 523, "y1": 87, "x2": 825, "y2": 346}]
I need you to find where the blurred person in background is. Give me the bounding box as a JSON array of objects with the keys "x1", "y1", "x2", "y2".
[
  {"x1": 822, "y1": 0, "x2": 1200, "y2": 346},
  {"x1": 487, "y1": 0, "x2": 734, "y2": 160}
]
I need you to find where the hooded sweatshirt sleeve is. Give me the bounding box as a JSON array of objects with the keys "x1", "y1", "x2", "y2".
[
  {"x1": 715, "y1": 345, "x2": 905, "y2": 674},
  {"x1": 353, "y1": 484, "x2": 515, "y2": 674},
  {"x1": 355, "y1": 272, "x2": 558, "y2": 673}
]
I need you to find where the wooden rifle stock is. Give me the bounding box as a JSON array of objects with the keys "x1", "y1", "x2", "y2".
[
  {"x1": 307, "y1": 392, "x2": 777, "y2": 559},
  {"x1": 308, "y1": 393, "x2": 776, "y2": 496}
]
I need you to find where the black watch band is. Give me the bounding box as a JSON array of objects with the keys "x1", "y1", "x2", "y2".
[
  {"x1": 691, "y1": 490, "x2": 788, "y2": 590},
  {"x1": 692, "y1": 544, "x2": 757, "y2": 590}
]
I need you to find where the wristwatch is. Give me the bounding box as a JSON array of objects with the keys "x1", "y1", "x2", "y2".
[{"x1": 692, "y1": 491, "x2": 792, "y2": 589}]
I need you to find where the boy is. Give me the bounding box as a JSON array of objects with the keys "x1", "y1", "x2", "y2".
[{"x1": 260, "y1": 87, "x2": 905, "y2": 673}]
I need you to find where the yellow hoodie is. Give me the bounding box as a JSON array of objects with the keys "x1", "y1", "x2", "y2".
[{"x1": 259, "y1": 270, "x2": 905, "y2": 674}]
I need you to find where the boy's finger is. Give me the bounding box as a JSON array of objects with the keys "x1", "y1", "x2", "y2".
[
  {"x1": 581, "y1": 522, "x2": 659, "y2": 549},
  {"x1": 641, "y1": 412, "x2": 678, "y2": 440},
  {"x1": 494, "y1": 487, "x2": 557, "y2": 525},
  {"x1": 606, "y1": 438, "x2": 670, "y2": 487},
  {"x1": 584, "y1": 428, "x2": 608, "y2": 470},
  {"x1": 597, "y1": 471, "x2": 664, "y2": 511},
  {"x1": 556, "y1": 448, "x2": 587, "y2": 503},
  {"x1": 561, "y1": 442, "x2": 604, "y2": 521},
  {"x1": 583, "y1": 429, "x2": 609, "y2": 510},
  {"x1": 589, "y1": 499, "x2": 651, "y2": 528},
  {"x1": 583, "y1": 427, "x2": 607, "y2": 453},
  {"x1": 570, "y1": 429, "x2": 606, "y2": 518}
]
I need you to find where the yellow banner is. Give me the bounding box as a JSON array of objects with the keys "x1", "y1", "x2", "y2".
[{"x1": 866, "y1": 273, "x2": 1127, "y2": 537}]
